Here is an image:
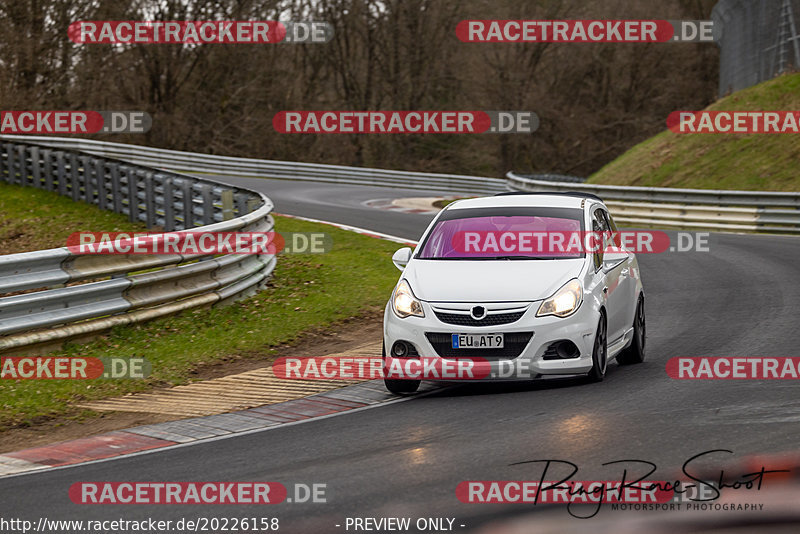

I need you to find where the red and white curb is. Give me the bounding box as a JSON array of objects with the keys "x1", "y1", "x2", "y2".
[
  {"x1": 363, "y1": 198, "x2": 440, "y2": 215},
  {"x1": 0, "y1": 381, "x2": 439, "y2": 478}
]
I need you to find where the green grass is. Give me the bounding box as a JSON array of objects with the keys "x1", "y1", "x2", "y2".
[
  {"x1": 589, "y1": 73, "x2": 800, "y2": 191},
  {"x1": 0, "y1": 182, "x2": 147, "y2": 254},
  {"x1": 0, "y1": 185, "x2": 403, "y2": 430}
]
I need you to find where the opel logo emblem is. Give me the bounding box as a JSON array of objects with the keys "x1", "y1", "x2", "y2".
[{"x1": 470, "y1": 306, "x2": 486, "y2": 320}]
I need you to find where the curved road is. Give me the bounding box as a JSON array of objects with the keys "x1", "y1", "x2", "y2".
[
  {"x1": 216, "y1": 176, "x2": 448, "y2": 238},
  {"x1": 2, "y1": 177, "x2": 800, "y2": 532}
]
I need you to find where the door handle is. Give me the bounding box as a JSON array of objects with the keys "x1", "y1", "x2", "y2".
[
  {"x1": 603, "y1": 286, "x2": 608, "y2": 294},
  {"x1": 620, "y1": 267, "x2": 629, "y2": 276}
]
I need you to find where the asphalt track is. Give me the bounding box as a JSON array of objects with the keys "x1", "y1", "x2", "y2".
[
  {"x1": 2, "y1": 177, "x2": 800, "y2": 532},
  {"x1": 218, "y1": 176, "x2": 448, "y2": 238}
]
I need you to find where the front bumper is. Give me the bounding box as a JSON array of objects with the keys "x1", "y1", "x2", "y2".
[{"x1": 383, "y1": 298, "x2": 599, "y2": 381}]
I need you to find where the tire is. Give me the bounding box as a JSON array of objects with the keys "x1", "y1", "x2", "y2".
[
  {"x1": 382, "y1": 341, "x2": 421, "y2": 394},
  {"x1": 617, "y1": 296, "x2": 646, "y2": 365},
  {"x1": 588, "y1": 315, "x2": 607, "y2": 382}
]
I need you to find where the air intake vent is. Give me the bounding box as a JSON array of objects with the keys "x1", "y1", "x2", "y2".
[{"x1": 433, "y1": 311, "x2": 524, "y2": 327}]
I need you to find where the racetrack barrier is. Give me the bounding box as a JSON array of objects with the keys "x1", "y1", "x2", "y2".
[
  {"x1": 0, "y1": 135, "x2": 506, "y2": 196},
  {"x1": 0, "y1": 140, "x2": 275, "y2": 353},
  {"x1": 506, "y1": 172, "x2": 800, "y2": 233}
]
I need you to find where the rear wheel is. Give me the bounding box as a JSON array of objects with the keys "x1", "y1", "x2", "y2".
[
  {"x1": 588, "y1": 315, "x2": 607, "y2": 382},
  {"x1": 382, "y1": 341, "x2": 421, "y2": 394},
  {"x1": 617, "y1": 296, "x2": 645, "y2": 365}
]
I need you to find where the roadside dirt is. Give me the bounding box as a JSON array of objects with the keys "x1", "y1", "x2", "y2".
[{"x1": 0, "y1": 311, "x2": 383, "y2": 454}]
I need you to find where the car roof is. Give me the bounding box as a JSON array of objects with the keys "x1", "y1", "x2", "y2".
[
  {"x1": 496, "y1": 191, "x2": 604, "y2": 202},
  {"x1": 447, "y1": 193, "x2": 602, "y2": 211}
]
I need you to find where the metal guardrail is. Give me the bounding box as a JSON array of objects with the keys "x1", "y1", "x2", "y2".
[
  {"x1": 511, "y1": 173, "x2": 586, "y2": 184},
  {"x1": 3, "y1": 136, "x2": 796, "y2": 233},
  {"x1": 0, "y1": 140, "x2": 276, "y2": 353},
  {"x1": 507, "y1": 172, "x2": 800, "y2": 233},
  {"x1": 0, "y1": 136, "x2": 506, "y2": 195}
]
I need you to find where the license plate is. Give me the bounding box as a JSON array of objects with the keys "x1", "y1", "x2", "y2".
[{"x1": 451, "y1": 334, "x2": 504, "y2": 349}]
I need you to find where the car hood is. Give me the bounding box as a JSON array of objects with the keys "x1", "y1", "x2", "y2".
[{"x1": 404, "y1": 259, "x2": 585, "y2": 302}]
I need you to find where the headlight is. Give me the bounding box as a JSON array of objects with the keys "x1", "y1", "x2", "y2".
[
  {"x1": 393, "y1": 279, "x2": 424, "y2": 318},
  {"x1": 536, "y1": 279, "x2": 583, "y2": 318}
]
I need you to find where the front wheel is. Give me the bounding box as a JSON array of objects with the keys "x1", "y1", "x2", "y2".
[
  {"x1": 617, "y1": 296, "x2": 645, "y2": 365},
  {"x1": 382, "y1": 341, "x2": 420, "y2": 394},
  {"x1": 588, "y1": 316, "x2": 607, "y2": 382}
]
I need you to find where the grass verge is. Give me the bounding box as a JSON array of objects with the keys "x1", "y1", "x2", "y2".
[
  {"x1": 0, "y1": 181, "x2": 147, "y2": 255},
  {"x1": 589, "y1": 73, "x2": 800, "y2": 191}
]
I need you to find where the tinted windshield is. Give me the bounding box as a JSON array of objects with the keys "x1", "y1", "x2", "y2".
[{"x1": 416, "y1": 206, "x2": 585, "y2": 260}]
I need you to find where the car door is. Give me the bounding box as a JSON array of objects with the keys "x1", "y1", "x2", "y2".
[
  {"x1": 602, "y1": 210, "x2": 637, "y2": 335},
  {"x1": 592, "y1": 207, "x2": 626, "y2": 345}
]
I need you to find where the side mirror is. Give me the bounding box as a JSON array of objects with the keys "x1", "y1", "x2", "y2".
[
  {"x1": 392, "y1": 247, "x2": 412, "y2": 271},
  {"x1": 602, "y1": 251, "x2": 628, "y2": 272}
]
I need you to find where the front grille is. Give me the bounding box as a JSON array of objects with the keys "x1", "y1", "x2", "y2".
[
  {"x1": 425, "y1": 332, "x2": 533, "y2": 360},
  {"x1": 434, "y1": 311, "x2": 525, "y2": 327}
]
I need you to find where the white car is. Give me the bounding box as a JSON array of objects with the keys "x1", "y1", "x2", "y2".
[{"x1": 382, "y1": 192, "x2": 645, "y2": 394}]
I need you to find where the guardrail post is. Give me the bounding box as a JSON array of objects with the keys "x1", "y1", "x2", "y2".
[
  {"x1": 82, "y1": 156, "x2": 95, "y2": 205},
  {"x1": 4, "y1": 143, "x2": 10, "y2": 182},
  {"x1": 110, "y1": 163, "x2": 122, "y2": 214},
  {"x1": 128, "y1": 170, "x2": 143, "y2": 223},
  {"x1": 16, "y1": 145, "x2": 26, "y2": 185},
  {"x1": 120, "y1": 166, "x2": 132, "y2": 219},
  {"x1": 55, "y1": 151, "x2": 67, "y2": 195},
  {"x1": 30, "y1": 146, "x2": 41, "y2": 188},
  {"x1": 236, "y1": 193, "x2": 249, "y2": 215},
  {"x1": 42, "y1": 149, "x2": 54, "y2": 191},
  {"x1": 163, "y1": 179, "x2": 175, "y2": 231},
  {"x1": 8, "y1": 143, "x2": 18, "y2": 184},
  {"x1": 221, "y1": 190, "x2": 234, "y2": 221},
  {"x1": 144, "y1": 172, "x2": 156, "y2": 228},
  {"x1": 247, "y1": 198, "x2": 260, "y2": 214},
  {"x1": 5, "y1": 144, "x2": 13, "y2": 184},
  {"x1": 69, "y1": 153, "x2": 81, "y2": 201},
  {"x1": 0, "y1": 144, "x2": 7, "y2": 183},
  {"x1": 200, "y1": 184, "x2": 213, "y2": 225},
  {"x1": 120, "y1": 166, "x2": 133, "y2": 220},
  {"x1": 96, "y1": 159, "x2": 108, "y2": 211},
  {"x1": 181, "y1": 180, "x2": 193, "y2": 229}
]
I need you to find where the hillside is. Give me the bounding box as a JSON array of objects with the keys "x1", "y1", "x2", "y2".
[{"x1": 589, "y1": 73, "x2": 800, "y2": 191}]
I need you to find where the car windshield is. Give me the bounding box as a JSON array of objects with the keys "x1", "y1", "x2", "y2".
[{"x1": 416, "y1": 206, "x2": 584, "y2": 260}]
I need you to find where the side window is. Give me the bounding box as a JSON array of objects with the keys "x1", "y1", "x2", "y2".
[
  {"x1": 605, "y1": 211, "x2": 618, "y2": 232},
  {"x1": 592, "y1": 208, "x2": 609, "y2": 269},
  {"x1": 599, "y1": 209, "x2": 618, "y2": 250}
]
